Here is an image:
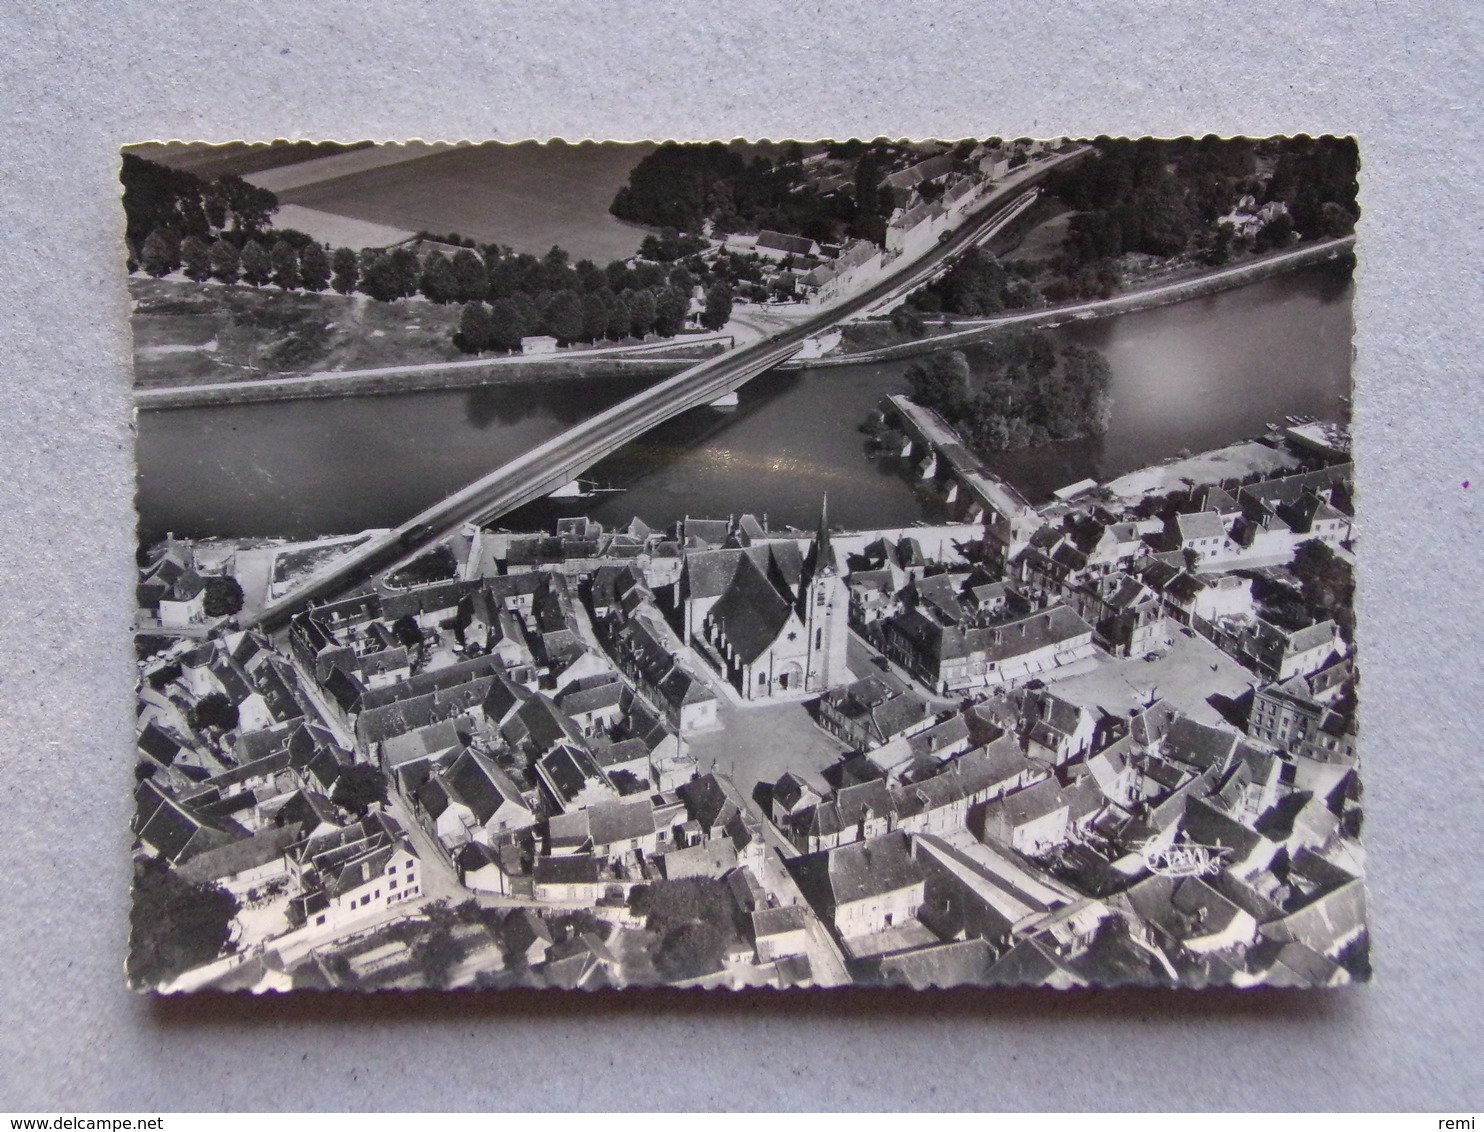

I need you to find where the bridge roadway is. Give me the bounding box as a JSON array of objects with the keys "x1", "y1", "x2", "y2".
[{"x1": 241, "y1": 148, "x2": 1091, "y2": 631}]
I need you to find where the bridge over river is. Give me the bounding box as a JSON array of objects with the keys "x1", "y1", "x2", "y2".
[{"x1": 237, "y1": 150, "x2": 1092, "y2": 631}]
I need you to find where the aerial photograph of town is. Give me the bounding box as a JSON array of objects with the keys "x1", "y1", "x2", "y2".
[{"x1": 125, "y1": 134, "x2": 1363, "y2": 992}]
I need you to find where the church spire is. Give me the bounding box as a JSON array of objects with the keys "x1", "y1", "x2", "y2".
[{"x1": 812, "y1": 493, "x2": 834, "y2": 576}]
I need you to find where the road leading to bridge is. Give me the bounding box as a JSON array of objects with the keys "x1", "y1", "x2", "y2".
[{"x1": 241, "y1": 149, "x2": 1092, "y2": 631}]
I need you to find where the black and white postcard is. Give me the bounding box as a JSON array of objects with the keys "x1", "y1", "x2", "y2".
[{"x1": 126, "y1": 136, "x2": 1363, "y2": 992}]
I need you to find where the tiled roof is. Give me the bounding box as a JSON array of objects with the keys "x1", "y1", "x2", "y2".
[{"x1": 708, "y1": 554, "x2": 793, "y2": 664}]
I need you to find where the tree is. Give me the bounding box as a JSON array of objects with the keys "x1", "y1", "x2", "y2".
[
  {"x1": 891, "y1": 306, "x2": 926, "y2": 338},
  {"x1": 905, "y1": 350, "x2": 972, "y2": 416},
  {"x1": 332, "y1": 762, "x2": 390, "y2": 818},
  {"x1": 414, "y1": 925, "x2": 463, "y2": 988},
  {"x1": 1317, "y1": 201, "x2": 1356, "y2": 238},
  {"x1": 419, "y1": 249, "x2": 458, "y2": 303},
  {"x1": 239, "y1": 238, "x2": 272, "y2": 287},
  {"x1": 653, "y1": 287, "x2": 690, "y2": 336},
  {"x1": 140, "y1": 227, "x2": 181, "y2": 277},
  {"x1": 217, "y1": 173, "x2": 278, "y2": 235},
  {"x1": 1254, "y1": 212, "x2": 1295, "y2": 252},
  {"x1": 202, "y1": 576, "x2": 244, "y2": 618},
  {"x1": 542, "y1": 289, "x2": 586, "y2": 344},
  {"x1": 127, "y1": 857, "x2": 240, "y2": 990},
  {"x1": 188, "y1": 691, "x2": 238, "y2": 733},
  {"x1": 450, "y1": 249, "x2": 488, "y2": 303},
  {"x1": 605, "y1": 293, "x2": 631, "y2": 339},
  {"x1": 330, "y1": 246, "x2": 359, "y2": 295},
  {"x1": 1291, "y1": 538, "x2": 1355, "y2": 640},
  {"x1": 581, "y1": 292, "x2": 610, "y2": 342},
  {"x1": 270, "y1": 239, "x2": 300, "y2": 290},
  {"x1": 627, "y1": 290, "x2": 657, "y2": 338},
  {"x1": 653, "y1": 921, "x2": 726, "y2": 982},
  {"x1": 391, "y1": 613, "x2": 423, "y2": 650},
  {"x1": 358, "y1": 251, "x2": 403, "y2": 301},
  {"x1": 701, "y1": 282, "x2": 733, "y2": 330},
  {"x1": 299, "y1": 242, "x2": 331, "y2": 291},
  {"x1": 179, "y1": 235, "x2": 213, "y2": 283},
  {"x1": 388, "y1": 247, "x2": 421, "y2": 298},
  {"x1": 456, "y1": 301, "x2": 494, "y2": 353},
  {"x1": 488, "y1": 298, "x2": 526, "y2": 352},
  {"x1": 208, "y1": 239, "x2": 240, "y2": 284}
]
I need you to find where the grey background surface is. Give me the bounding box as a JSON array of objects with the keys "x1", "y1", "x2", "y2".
[{"x1": 1, "y1": 0, "x2": 1480, "y2": 1112}]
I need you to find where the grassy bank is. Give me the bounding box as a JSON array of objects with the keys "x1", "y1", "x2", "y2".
[{"x1": 130, "y1": 277, "x2": 466, "y2": 387}]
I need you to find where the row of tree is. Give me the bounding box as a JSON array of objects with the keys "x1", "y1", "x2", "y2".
[
  {"x1": 901, "y1": 335, "x2": 1113, "y2": 454},
  {"x1": 124, "y1": 153, "x2": 754, "y2": 349},
  {"x1": 454, "y1": 279, "x2": 733, "y2": 353}
]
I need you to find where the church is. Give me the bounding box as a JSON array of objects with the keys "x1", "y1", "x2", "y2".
[{"x1": 676, "y1": 501, "x2": 851, "y2": 701}]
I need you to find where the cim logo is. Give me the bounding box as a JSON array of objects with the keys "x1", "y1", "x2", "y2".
[{"x1": 1138, "y1": 840, "x2": 1234, "y2": 878}]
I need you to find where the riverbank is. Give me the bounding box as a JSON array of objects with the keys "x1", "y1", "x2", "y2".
[
  {"x1": 1091, "y1": 439, "x2": 1304, "y2": 505},
  {"x1": 783, "y1": 235, "x2": 1355, "y2": 370},
  {"x1": 135, "y1": 345, "x2": 724, "y2": 409}
]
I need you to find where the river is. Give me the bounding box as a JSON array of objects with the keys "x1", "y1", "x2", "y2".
[{"x1": 135, "y1": 263, "x2": 1353, "y2": 544}]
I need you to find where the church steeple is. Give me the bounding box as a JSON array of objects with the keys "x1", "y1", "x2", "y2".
[{"x1": 807, "y1": 493, "x2": 835, "y2": 578}]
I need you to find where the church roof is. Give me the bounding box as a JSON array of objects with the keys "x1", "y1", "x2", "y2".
[{"x1": 708, "y1": 554, "x2": 795, "y2": 664}]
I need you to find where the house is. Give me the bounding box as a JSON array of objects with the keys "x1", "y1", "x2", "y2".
[
  {"x1": 287, "y1": 814, "x2": 422, "y2": 934},
  {"x1": 139, "y1": 540, "x2": 209, "y2": 627},
  {"x1": 1230, "y1": 617, "x2": 1345, "y2": 681},
  {"x1": 815, "y1": 676, "x2": 932, "y2": 752},
  {"x1": 753, "y1": 229, "x2": 820, "y2": 261},
  {"x1": 536, "y1": 743, "x2": 620, "y2": 813},
  {"x1": 555, "y1": 674, "x2": 626, "y2": 735},
  {"x1": 1279, "y1": 489, "x2": 1353, "y2": 547},
  {"x1": 457, "y1": 839, "x2": 528, "y2": 897},
  {"x1": 1248, "y1": 670, "x2": 1356, "y2": 763},
  {"x1": 1096, "y1": 575, "x2": 1168, "y2": 658},
  {"x1": 676, "y1": 772, "x2": 753, "y2": 840},
  {"x1": 1171, "y1": 510, "x2": 1230, "y2": 564},
  {"x1": 456, "y1": 589, "x2": 534, "y2": 667},
  {"x1": 1018, "y1": 687, "x2": 1099, "y2": 765},
  {"x1": 882, "y1": 601, "x2": 1095, "y2": 695},
  {"x1": 977, "y1": 777, "x2": 1071, "y2": 855},
  {"x1": 500, "y1": 907, "x2": 555, "y2": 965},
  {"x1": 416, "y1": 748, "x2": 536, "y2": 850},
  {"x1": 751, "y1": 904, "x2": 810, "y2": 963},
  {"x1": 521, "y1": 335, "x2": 559, "y2": 354},
  {"x1": 787, "y1": 831, "x2": 927, "y2": 940},
  {"x1": 880, "y1": 938, "x2": 997, "y2": 990},
  {"x1": 1120, "y1": 873, "x2": 1260, "y2": 956},
  {"x1": 982, "y1": 937, "x2": 1090, "y2": 990},
  {"x1": 501, "y1": 693, "x2": 588, "y2": 759},
  {"x1": 379, "y1": 719, "x2": 464, "y2": 779},
  {"x1": 585, "y1": 798, "x2": 661, "y2": 865},
  {"x1": 134, "y1": 783, "x2": 249, "y2": 864},
  {"x1": 174, "y1": 823, "x2": 300, "y2": 896},
  {"x1": 659, "y1": 837, "x2": 740, "y2": 880},
  {"x1": 532, "y1": 854, "x2": 601, "y2": 903},
  {"x1": 1161, "y1": 572, "x2": 1253, "y2": 626}
]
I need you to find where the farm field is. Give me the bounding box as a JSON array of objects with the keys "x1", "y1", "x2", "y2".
[
  {"x1": 123, "y1": 140, "x2": 370, "y2": 181},
  {"x1": 275, "y1": 140, "x2": 657, "y2": 262}
]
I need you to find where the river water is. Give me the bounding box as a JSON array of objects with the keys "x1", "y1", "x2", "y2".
[{"x1": 135, "y1": 264, "x2": 1353, "y2": 544}]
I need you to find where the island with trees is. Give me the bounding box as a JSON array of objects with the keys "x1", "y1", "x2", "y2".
[{"x1": 867, "y1": 333, "x2": 1113, "y2": 461}]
